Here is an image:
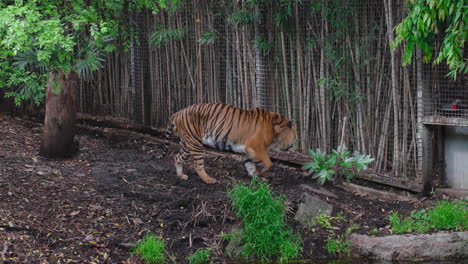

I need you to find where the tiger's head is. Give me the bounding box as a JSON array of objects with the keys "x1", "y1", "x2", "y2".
[{"x1": 271, "y1": 113, "x2": 297, "y2": 151}]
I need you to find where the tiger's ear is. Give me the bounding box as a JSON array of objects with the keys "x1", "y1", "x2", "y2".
[{"x1": 288, "y1": 120, "x2": 294, "y2": 128}]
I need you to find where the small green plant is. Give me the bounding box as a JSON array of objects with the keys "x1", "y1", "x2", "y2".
[
  {"x1": 389, "y1": 211, "x2": 415, "y2": 234},
  {"x1": 368, "y1": 228, "x2": 378, "y2": 235},
  {"x1": 227, "y1": 177, "x2": 301, "y2": 262},
  {"x1": 221, "y1": 230, "x2": 234, "y2": 241},
  {"x1": 188, "y1": 248, "x2": 212, "y2": 264},
  {"x1": 326, "y1": 234, "x2": 350, "y2": 257},
  {"x1": 389, "y1": 200, "x2": 468, "y2": 234},
  {"x1": 315, "y1": 214, "x2": 333, "y2": 231},
  {"x1": 133, "y1": 234, "x2": 166, "y2": 264},
  {"x1": 313, "y1": 212, "x2": 355, "y2": 258},
  {"x1": 303, "y1": 145, "x2": 374, "y2": 184},
  {"x1": 313, "y1": 213, "x2": 348, "y2": 232},
  {"x1": 334, "y1": 212, "x2": 346, "y2": 222},
  {"x1": 345, "y1": 222, "x2": 359, "y2": 234}
]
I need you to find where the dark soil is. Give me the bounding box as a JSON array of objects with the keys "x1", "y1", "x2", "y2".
[{"x1": 0, "y1": 115, "x2": 429, "y2": 263}]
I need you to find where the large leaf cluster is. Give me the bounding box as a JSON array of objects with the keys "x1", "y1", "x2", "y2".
[
  {"x1": 393, "y1": 0, "x2": 467, "y2": 78},
  {"x1": 0, "y1": 0, "x2": 175, "y2": 105},
  {"x1": 303, "y1": 145, "x2": 374, "y2": 184}
]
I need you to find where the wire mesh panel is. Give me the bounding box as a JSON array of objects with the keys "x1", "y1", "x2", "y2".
[
  {"x1": 422, "y1": 63, "x2": 468, "y2": 126},
  {"x1": 130, "y1": 10, "x2": 152, "y2": 124}
]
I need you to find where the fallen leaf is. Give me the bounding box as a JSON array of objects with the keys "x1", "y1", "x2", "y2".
[
  {"x1": 132, "y1": 218, "x2": 144, "y2": 225},
  {"x1": 70, "y1": 211, "x2": 80, "y2": 216}
]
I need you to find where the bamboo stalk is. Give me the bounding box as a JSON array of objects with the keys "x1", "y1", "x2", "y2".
[
  {"x1": 280, "y1": 31, "x2": 291, "y2": 119},
  {"x1": 384, "y1": 0, "x2": 400, "y2": 175}
]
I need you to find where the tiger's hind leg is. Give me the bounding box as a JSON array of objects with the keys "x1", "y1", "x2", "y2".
[
  {"x1": 175, "y1": 142, "x2": 189, "y2": 180},
  {"x1": 188, "y1": 144, "x2": 217, "y2": 184}
]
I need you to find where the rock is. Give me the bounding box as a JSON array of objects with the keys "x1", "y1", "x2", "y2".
[
  {"x1": 348, "y1": 232, "x2": 468, "y2": 260},
  {"x1": 225, "y1": 226, "x2": 244, "y2": 260},
  {"x1": 294, "y1": 193, "x2": 333, "y2": 228}
]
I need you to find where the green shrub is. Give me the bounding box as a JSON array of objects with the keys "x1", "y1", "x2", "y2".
[
  {"x1": 389, "y1": 200, "x2": 468, "y2": 234},
  {"x1": 133, "y1": 234, "x2": 166, "y2": 264},
  {"x1": 227, "y1": 178, "x2": 301, "y2": 262},
  {"x1": 303, "y1": 145, "x2": 374, "y2": 184},
  {"x1": 188, "y1": 248, "x2": 212, "y2": 264}
]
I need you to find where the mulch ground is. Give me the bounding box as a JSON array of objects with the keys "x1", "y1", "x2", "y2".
[{"x1": 0, "y1": 114, "x2": 432, "y2": 263}]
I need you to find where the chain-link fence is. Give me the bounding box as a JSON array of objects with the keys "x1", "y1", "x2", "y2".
[{"x1": 76, "y1": 0, "x2": 463, "y2": 191}]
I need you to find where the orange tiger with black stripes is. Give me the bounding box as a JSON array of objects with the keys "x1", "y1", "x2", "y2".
[{"x1": 158, "y1": 103, "x2": 296, "y2": 184}]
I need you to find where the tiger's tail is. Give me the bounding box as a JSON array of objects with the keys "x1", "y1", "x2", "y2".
[{"x1": 157, "y1": 122, "x2": 175, "y2": 159}]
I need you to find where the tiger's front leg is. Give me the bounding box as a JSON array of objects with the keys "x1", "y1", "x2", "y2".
[
  {"x1": 193, "y1": 157, "x2": 217, "y2": 184},
  {"x1": 245, "y1": 147, "x2": 273, "y2": 180},
  {"x1": 243, "y1": 157, "x2": 257, "y2": 177},
  {"x1": 256, "y1": 153, "x2": 272, "y2": 176}
]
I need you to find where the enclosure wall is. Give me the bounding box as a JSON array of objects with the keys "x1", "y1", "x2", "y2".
[{"x1": 76, "y1": 0, "x2": 462, "y2": 190}]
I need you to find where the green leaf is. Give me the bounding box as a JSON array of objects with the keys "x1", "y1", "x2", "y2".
[{"x1": 198, "y1": 31, "x2": 217, "y2": 45}]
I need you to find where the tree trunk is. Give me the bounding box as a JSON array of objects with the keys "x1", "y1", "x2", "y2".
[{"x1": 40, "y1": 70, "x2": 77, "y2": 158}]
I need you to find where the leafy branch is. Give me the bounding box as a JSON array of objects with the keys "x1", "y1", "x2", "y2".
[
  {"x1": 150, "y1": 26, "x2": 185, "y2": 47},
  {"x1": 392, "y1": 0, "x2": 467, "y2": 78}
]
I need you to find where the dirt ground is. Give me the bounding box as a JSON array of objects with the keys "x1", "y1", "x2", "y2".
[{"x1": 0, "y1": 114, "x2": 430, "y2": 263}]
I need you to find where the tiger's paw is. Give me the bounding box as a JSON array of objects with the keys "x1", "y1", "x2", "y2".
[
  {"x1": 177, "y1": 174, "x2": 188, "y2": 180},
  {"x1": 203, "y1": 177, "x2": 217, "y2": 184}
]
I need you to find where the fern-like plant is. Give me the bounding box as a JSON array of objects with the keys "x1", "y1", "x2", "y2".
[{"x1": 303, "y1": 145, "x2": 374, "y2": 184}]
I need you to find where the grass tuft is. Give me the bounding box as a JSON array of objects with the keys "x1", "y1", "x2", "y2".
[
  {"x1": 227, "y1": 177, "x2": 301, "y2": 262},
  {"x1": 389, "y1": 200, "x2": 468, "y2": 234},
  {"x1": 188, "y1": 248, "x2": 212, "y2": 264},
  {"x1": 133, "y1": 233, "x2": 166, "y2": 264}
]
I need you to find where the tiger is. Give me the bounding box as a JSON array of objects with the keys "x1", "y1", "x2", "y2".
[{"x1": 158, "y1": 103, "x2": 296, "y2": 184}]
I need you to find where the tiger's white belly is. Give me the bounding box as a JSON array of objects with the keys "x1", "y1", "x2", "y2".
[{"x1": 202, "y1": 136, "x2": 245, "y2": 153}]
